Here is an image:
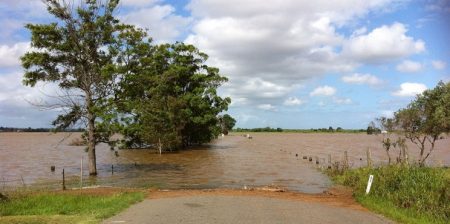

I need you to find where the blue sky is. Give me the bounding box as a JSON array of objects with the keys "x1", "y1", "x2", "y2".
[{"x1": 0, "y1": 0, "x2": 449, "y2": 129}]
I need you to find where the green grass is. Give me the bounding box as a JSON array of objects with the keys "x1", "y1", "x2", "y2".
[
  {"x1": 328, "y1": 165, "x2": 449, "y2": 224},
  {"x1": 0, "y1": 191, "x2": 145, "y2": 224}
]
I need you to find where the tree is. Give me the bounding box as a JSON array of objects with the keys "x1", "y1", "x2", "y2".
[
  {"x1": 120, "y1": 42, "x2": 230, "y2": 151},
  {"x1": 377, "y1": 117, "x2": 398, "y2": 165},
  {"x1": 394, "y1": 81, "x2": 450, "y2": 165},
  {"x1": 219, "y1": 114, "x2": 236, "y2": 135},
  {"x1": 366, "y1": 121, "x2": 376, "y2": 135},
  {"x1": 21, "y1": 0, "x2": 149, "y2": 175}
]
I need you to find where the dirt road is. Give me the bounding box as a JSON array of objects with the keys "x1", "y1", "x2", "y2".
[{"x1": 103, "y1": 189, "x2": 392, "y2": 224}]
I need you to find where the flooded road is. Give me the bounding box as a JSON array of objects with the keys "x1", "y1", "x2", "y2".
[{"x1": 0, "y1": 132, "x2": 449, "y2": 193}]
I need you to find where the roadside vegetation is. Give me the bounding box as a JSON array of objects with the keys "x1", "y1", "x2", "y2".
[
  {"x1": 328, "y1": 166, "x2": 449, "y2": 224},
  {"x1": 0, "y1": 190, "x2": 144, "y2": 224},
  {"x1": 327, "y1": 81, "x2": 450, "y2": 224}
]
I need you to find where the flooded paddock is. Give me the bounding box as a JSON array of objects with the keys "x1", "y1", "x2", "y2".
[{"x1": 0, "y1": 132, "x2": 448, "y2": 193}]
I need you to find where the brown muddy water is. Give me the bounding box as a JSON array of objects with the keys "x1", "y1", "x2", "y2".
[{"x1": 0, "y1": 132, "x2": 449, "y2": 193}]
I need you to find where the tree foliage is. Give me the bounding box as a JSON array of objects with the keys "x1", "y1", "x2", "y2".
[
  {"x1": 118, "y1": 42, "x2": 230, "y2": 151},
  {"x1": 366, "y1": 121, "x2": 380, "y2": 135},
  {"x1": 21, "y1": 0, "x2": 231, "y2": 173},
  {"x1": 219, "y1": 114, "x2": 236, "y2": 135},
  {"x1": 394, "y1": 81, "x2": 450, "y2": 165},
  {"x1": 21, "y1": 0, "x2": 150, "y2": 175}
]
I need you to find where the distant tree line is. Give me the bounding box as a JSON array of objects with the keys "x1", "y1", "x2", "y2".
[
  {"x1": 0, "y1": 127, "x2": 84, "y2": 132},
  {"x1": 233, "y1": 127, "x2": 365, "y2": 133},
  {"x1": 234, "y1": 127, "x2": 284, "y2": 132}
]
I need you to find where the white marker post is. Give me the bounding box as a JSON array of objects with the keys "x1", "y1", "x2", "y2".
[{"x1": 366, "y1": 175, "x2": 374, "y2": 194}]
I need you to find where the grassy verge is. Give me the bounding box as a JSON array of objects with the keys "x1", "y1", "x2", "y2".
[
  {"x1": 327, "y1": 165, "x2": 449, "y2": 224},
  {"x1": 0, "y1": 189, "x2": 145, "y2": 224}
]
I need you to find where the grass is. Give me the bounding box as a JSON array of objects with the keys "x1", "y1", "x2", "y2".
[
  {"x1": 0, "y1": 190, "x2": 145, "y2": 224},
  {"x1": 328, "y1": 165, "x2": 449, "y2": 224}
]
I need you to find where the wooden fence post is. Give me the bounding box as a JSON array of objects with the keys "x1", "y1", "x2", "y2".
[
  {"x1": 366, "y1": 148, "x2": 372, "y2": 168},
  {"x1": 344, "y1": 151, "x2": 349, "y2": 169},
  {"x1": 80, "y1": 157, "x2": 83, "y2": 190},
  {"x1": 62, "y1": 169, "x2": 66, "y2": 191},
  {"x1": 20, "y1": 176, "x2": 25, "y2": 187},
  {"x1": 402, "y1": 147, "x2": 408, "y2": 165}
]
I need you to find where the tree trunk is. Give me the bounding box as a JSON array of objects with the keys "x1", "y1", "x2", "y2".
[
  {"x1": 387, "y1": 151, "x2": 391, "y2": 165},
  {"x1": 402, "y1": 147, "x2": 408, "y2": 165},
  {"x1": 421, "y1": 136, "x2": 437, "y2": 165},
  {"x1": 419, "y1": 137, "x2": 426, "y2": 166},
  {"x1": 86, "y1": 95, "x2": 97, "y2": 176}
]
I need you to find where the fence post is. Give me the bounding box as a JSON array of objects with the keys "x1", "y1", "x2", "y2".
[
  {"x1": 80, "y1": 157, "x2": 83, "y2": 190},
  {"x1": 20, "y1": 175, "x2": 25, "y2": 187},
  {"x1": 366, "y1": 148, "x2": 372, "y2": 168},
  {"x1": 62, "y1": 168, "x2": 66, "y2": 190},
  {"x1": 402, "y1": 147, "x2": 408, "y2": 165},
  {"x1": 344, "y1": 151, "x2": 349, "y2": 169}
]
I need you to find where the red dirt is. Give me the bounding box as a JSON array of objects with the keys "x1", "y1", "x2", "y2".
[{"x1": 146, "y1": 186, "x2": 367, "y2": 212}]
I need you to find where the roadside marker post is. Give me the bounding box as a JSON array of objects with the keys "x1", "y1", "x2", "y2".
[{"x1": 366, "y1": 175, "x2": 374, "y2": 194}]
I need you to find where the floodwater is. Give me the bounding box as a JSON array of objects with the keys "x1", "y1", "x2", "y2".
[{"x1": 0, "y1": 132, "x2": 449, "y2": 193}]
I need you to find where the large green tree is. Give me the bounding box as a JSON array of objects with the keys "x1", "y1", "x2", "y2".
[
  {"x1": 119, "y1": 43, "x2": 231, "y2": 151},
  {"x1": 21, "y1": 0, "x2": 150, "y2": 175},
  {"x1": 394, "y1": 81, "x2": 450, "y2": 165}
]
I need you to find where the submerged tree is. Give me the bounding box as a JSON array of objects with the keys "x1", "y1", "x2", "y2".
[
  {"x1": 120, "y1": 43, "x2": 231, "y2": 151},
  {"x1": 394, "y1": 81, "x2": 450, "y2": 165},
  {"x1": 21, "y1": 0, "x2": 150, "y2": 175},
  {"x1": 377, "y1": 117, "x2": 395, "y2": 164},
  {"x1": 219, "y1": 114, "x2": 236, "y2": 135}
]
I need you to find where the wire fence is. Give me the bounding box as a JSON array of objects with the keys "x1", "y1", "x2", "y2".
[{"x1": 0, "y1": 160, "x2": 172, "y2": 194}]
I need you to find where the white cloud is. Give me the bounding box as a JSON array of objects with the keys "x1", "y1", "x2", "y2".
[
  {"x1": 392, "y1": 82, "x2": 427, "y2": 97},
  {"x1": 257, "y1": 104, "x2": 277, "y2": 111},
  {"x1": 222, "y1": 78, "x2": 295, "y2": 107},
  {"x1": 381, "y1": 110, "x2": 394, "y2": 118},
  {"x1": 0, "y1": 71, "x2": 80, "y2": 127},
  {"x1": 121, "y1": 4, "x2": 192, "y2": 43},
  {"x1": 310, "y1": 86, "x2": 336, "y2": 96},
  {"x1": 426, "y1": 0, "x2": 450, "y2": 12},
  {"x1": 185, "y1": 0, "x2": 406, "y2": 106},
  {"x1": 283, "y1": 97, "x2": 305, "y2": 106},
  {"x1": 396, "y1": 60, "x2": 423, "y2": 73},
  {"x1": 341, "y1": 73, "x2": 382, "y2": 85},
  {"x1": 344, "y1": 23, "x2": 425, "y2": 63},
  {"x1": 120, "y1": 0, "x2": 160, "y2": 7},
  {"x1": 333, "y1": 97, "x2": 353, "y2": 105},
  {"x1": 432, "y1": 60, "x2": 446, "y2": 70},
  {"x1": 352, "y1": 27, "x2": 368, "y2": 36},
  {"x1": 0, "y1": 42, "x2": 30, "y2": 67}
]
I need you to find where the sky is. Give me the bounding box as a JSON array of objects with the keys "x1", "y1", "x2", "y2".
[{"x1": 0, "y1": 0, "x2": 449, "y2": 129}]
